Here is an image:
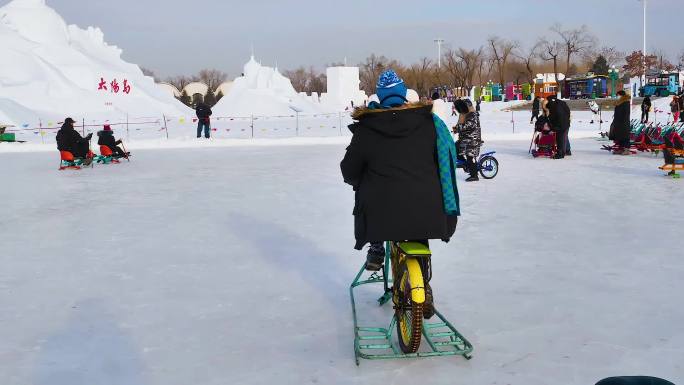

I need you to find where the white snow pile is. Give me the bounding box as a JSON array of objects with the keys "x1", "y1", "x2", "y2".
[
  {"x1": 0, "y1": 0, "x2": 190, "y2": 126},
  {"x1": 212, "y1": 56, "x2": 336, "y2": 117}
]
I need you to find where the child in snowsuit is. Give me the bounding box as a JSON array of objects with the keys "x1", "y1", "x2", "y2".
[
  {"x1": 97, "y1": 125, "x2": 128, "y2": 158},
  {"x1": 588, "y1": 100, "x2": 601, "y2": 124},
  {"x1": 454, "y1": 99, "x2": 482, "y2": 182}
]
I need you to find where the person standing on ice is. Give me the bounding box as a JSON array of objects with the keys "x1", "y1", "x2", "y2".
[
  {"x1": 341, "y1": 69, "x2": 459, "y2": 271},
  {"x1": 670, "y1": 95, "x2": 681, "y2": 123},
  {"x1": 587, "y1": 100, "x2": 601, "y2": 124},
  {"x1": 546, "y1": 95, "x2": 571, "y2": 158},
  {"x1": 609, "y1": 90, "x2": 632, "y2": 155},
  {"x1": 530, "y1": 96, "x2": 541, "y2": 124},
  {"x1": 195, "y1": 101, "x2": 212, "y2": 139},
  {"x1": 640, "y1": 96, "x2": 651, "y2": 123},
  {"x1": 454, "y1": 99, "x2": 482, "y2": 182},
  {"x1": 56, "y1": 117, "x2": 93, "y2": 165}
]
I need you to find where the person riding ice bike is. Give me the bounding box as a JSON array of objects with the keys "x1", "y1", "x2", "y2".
[{"x1": 341, "y1": 70, "x2": 459, "y2": 346}]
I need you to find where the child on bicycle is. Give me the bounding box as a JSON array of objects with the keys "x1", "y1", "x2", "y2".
[{"x1": 453, "y1": 99, "x2": 482, "y2": 182}]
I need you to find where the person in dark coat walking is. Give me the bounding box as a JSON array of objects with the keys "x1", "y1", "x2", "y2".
[
  {"x1": 195, "y1": 101, "x2": 212, "y2": 139},
  {"x1": 545, "y1": 95, "x2": 571, "y2": 158},
  {"x1": 97, "y1": 124, "x2": 129, "y2": 158},
  {"x1": 609, "y1": 90, "x2": 632, "y2": 154},
  {"x1": 341, "y1": 70, "x2": 458, "y2": 271},
  {"x1": 56, "y1": 117, "x2": 93, "y2": 163},
  {"x1": 530, "y1": 96, "x2": 541, "y2": 123},
  {"x1": 640, "y1": 95, "x2": 651, "y2": 123}
]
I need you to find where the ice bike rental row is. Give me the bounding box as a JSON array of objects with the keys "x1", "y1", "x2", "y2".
[{"x1": 349, "y1": 143, "x2": 498, "y2": 365}]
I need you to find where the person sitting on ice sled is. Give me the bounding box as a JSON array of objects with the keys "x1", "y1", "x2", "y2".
[
  {"x1": 97, "y1": 124, "x2": 129, "y2": 158},
  {"x1": 453, "y1": 98, "x2": 483, "y2": 182},
  {"x1": 341, "y1": 69, "x2": 459, "y2": 275},
  {"x1": 56, "y1": 117, "x2": 94, "y2": 165}
]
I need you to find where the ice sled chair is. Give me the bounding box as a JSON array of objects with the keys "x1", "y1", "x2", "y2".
[
  {"x1": 659, "y1": 129, "x2": 684, "y2": 178},
  {"x1": 531, "y1": 130, "x2": 556, "y2": 158},
  {"x1": 96, "y1": 145, "x2": 121, "y2": 164},
  {"x1": 59, "y1": 150, "x2": 94, "y2": 170}
]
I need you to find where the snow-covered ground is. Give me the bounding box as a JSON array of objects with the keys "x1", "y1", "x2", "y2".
[{"x1": 1, "y1": 136, "x2": 683, "y2": 385}]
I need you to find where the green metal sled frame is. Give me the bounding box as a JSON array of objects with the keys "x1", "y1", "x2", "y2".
[{"x1": 349, "y1": 243, "x2": 473, "y2": 365}]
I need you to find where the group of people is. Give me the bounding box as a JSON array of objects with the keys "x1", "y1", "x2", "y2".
[
  {"x1": 640, "y1": 93, "x2": 684, "y2": 124},
  {"x1": 56, "y1": 118, "x2": 129, "y2": 165},
  {"x1": 532, "y1": 95, "x2": 572, "y2": 159}
]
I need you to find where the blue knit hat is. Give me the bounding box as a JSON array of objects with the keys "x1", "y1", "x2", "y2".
[{"x1": 376, "y1": 69, "x2": 407, "y2": 108}]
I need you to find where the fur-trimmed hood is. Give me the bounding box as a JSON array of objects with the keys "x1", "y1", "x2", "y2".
[
  {"x1": 616, "y1": 94, "x2": 631, "y2": 106},
  {"x1": 351, "y1": 102, "x2": 430, "y2": 120},
  {"x1": 349, "y1": 102, "x2": 433, "y2": 138}
]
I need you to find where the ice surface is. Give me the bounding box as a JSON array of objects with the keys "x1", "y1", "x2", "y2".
[{"x1": 1, "y1": 136, "x2": 683, "y2": 385}]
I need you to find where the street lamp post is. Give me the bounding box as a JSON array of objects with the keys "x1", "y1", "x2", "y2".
[
  {"x1": 434, "y1": 39, "x2": 444, "y2": 68},
  {"x1": 608, "y1": 66, "x2": 619, "y2": 98}
]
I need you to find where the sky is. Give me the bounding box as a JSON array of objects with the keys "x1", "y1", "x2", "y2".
[{"x1": 3, "y1": 0, "x2": 681, "y2": 79}]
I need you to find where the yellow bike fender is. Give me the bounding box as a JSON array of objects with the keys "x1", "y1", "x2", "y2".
[{"x1": 405, "y1": 258, "x2": 425, "y2": 304}]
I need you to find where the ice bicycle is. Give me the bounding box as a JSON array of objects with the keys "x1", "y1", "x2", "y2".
[
  {"x1": 349, "y1": 241, "x2": 473, "y2": 365},
  {"x1": 456, "y1": 151, "x2": 499, "y2": 179}
]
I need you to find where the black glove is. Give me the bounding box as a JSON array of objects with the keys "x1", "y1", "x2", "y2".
[
  {"x1": 85, "y1": 133, "x2": 93, "y2": 140},
  {"x1": 116, "y1": 139, "x2": 122, "y2": 145}
]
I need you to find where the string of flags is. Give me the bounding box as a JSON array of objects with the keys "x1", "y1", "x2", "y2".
[{"x1": 5, "y1": 112, "x2": 351, "y2": 136}]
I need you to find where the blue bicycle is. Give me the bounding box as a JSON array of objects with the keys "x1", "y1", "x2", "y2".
[{"x1": 456, "y1": 151, "x2": 499, "y2": 179}]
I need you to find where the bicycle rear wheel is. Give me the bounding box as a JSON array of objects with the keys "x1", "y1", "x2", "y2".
[
  {"x1": 395, "y1": 260, "x2": 424, "y2": 353},
  {"x1": 478, "y1": 155, "x2": 499, "y2": 179}
]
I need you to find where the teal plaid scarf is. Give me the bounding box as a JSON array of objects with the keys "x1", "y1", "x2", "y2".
[{"x1": 432, "y1": 114, "x2": 460, "y2": 216}]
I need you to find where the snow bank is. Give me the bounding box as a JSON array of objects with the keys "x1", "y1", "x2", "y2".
[{"x1": 0, "y1": 0, "x2": 191, "y2": 127}]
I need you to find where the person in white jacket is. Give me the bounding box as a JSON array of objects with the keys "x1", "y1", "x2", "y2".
[{"x1": 431, "y1": 92, "x2": 450, "y2": 125}]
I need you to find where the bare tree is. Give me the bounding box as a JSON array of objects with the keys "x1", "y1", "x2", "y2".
[
  {"x1": 598, "y1": 46, "x2": 625, "y2": 68},
  {"x1": 442, "y1": 49, "x2": 465, "y2": 88},
  {"x1": 538, "y1": 36, "x2": 563, "y2": 88},
  {"x1": 358, "y1": 54, "x2": 402, "y2": 94},
  {"x1": 487, "y1": 36, "x2": 519, "y2": 87},
  {"x1": 283, "y1": 67, "x2": 308, "y2": 92},
  {"x1": 550, "y1": 24, "x2": 596, "y2": 75},
  {"x1": 164, "y1": 75, "x2": 198, "y2": 91},
  {"x1": 456, "y1": 47, "x2": 484, "y2": 90},
  {"x1": 515, "y1": 42, "x2": 541, "y2": 81},
  {"x1": 307, "y1": 66, "x2": 327, "y2": 94},
  {"x1": 402, "y1": 57, "x2": 434, "y2": 97},
  {"x1": 198, "y1": 69, "x2": 228, "y2": 91}
]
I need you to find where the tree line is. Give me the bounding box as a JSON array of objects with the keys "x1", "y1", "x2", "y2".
[
  {"x1": 282, "y1": 23, "x2": 682, "y2": 97},
  {"x1": 142, "y1": 23, "x2": 684, "y2": 103}
]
